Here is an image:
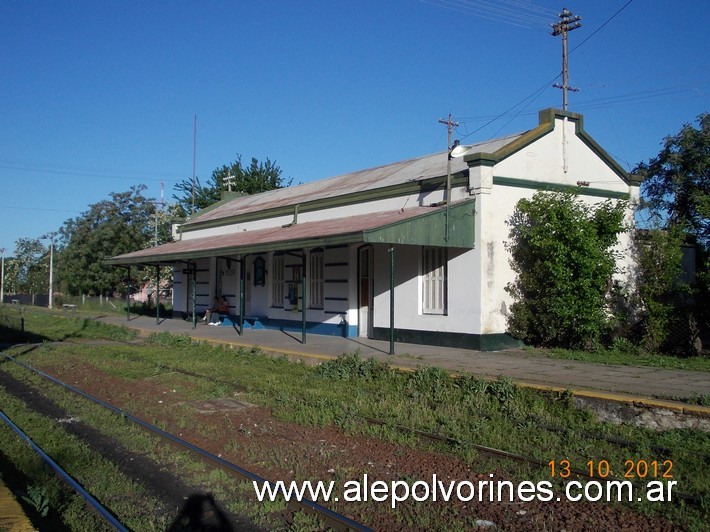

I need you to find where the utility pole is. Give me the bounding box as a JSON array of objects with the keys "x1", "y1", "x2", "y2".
[
  {"x1": 551, "y1": 7, "x2": 581, "y2": 111},
  {"x1": 191, "y1": 114, "x2": 197, "y2": 216},
  {"x1": 438, "y1": 114, "x2": 459, "y2": 242},
  {"x1": 41, "y1": 232, "x2": 57, "y2": 309}
]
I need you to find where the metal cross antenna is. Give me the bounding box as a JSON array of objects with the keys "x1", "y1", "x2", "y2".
[
  {"x1": 551, "y1": 7, "x2": 582, "y2": 111},
  {"x1": 224, "y1": 171, "x2": 236, "y2": 192}
]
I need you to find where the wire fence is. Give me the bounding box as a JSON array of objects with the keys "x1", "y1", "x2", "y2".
[{"x1": 1, "y1": 294, "x2": 172, "y2": 316}]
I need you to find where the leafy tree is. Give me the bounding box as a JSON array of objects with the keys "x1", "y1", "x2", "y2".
[
  {"x1": 505, "y1": 191, "x2": 626, "y2": 349},
  {"x1": 632, "y1": 225, "x2": 696, "y2": 355},
  {"x1": 634, "y1": 113, "x2": 709, "y2": 249},
  {"x1": 172, "y1": 155, "x2": 291, "y2": 217},
  {"x1": 2, "y1": 257, "x2": 21, "y2": 296},
  {"x1": 12, "y1": 238, "x2": 49, "y2": 296},
  {"x1": 632, "y1": 115, "x2": 710, "y2": 355},
  {"x1": 58, "y1": 185, "x2": 165, "y2": 296}
]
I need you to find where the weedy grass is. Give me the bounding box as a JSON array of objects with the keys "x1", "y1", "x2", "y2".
[
  {"x1": 534, "y1": 344, "x2": 710, "y2": 373},
  {"x1": 3, "y1": 312, "x2": 709, "y2": 529},
  {"x1": 0, "y1": 388, "x2": 170, "y2": 531},
  {"x1": 1, "y1": 306, "x2": 137, "y2": 343},
  {"x1": 0, "y1": 358, "x2": 290, "y2": 530}
]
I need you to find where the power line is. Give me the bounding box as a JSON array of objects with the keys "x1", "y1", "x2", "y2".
[
  {"x1": 421, "y1": 0, "x2": 556, "y2": 28},
  {"x1": 0, "y1": 162, "x2": 180, "y2": 183},
  {"x1": 451, "y1": 1, "x2": 640, "y2": 142},
  {"x1": 569, "y1": 0, "x2": 634, "y2": 55},
  {"x1": 456, "y1": 83, "x2": 708, "y2": 123},
  {"x1": 0, "y1": 205, "x2": 79, "y2": 214}
]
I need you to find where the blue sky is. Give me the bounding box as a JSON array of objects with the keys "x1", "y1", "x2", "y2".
[{"x1": 1, "y1": 0, "x2": 708, "y2": 256}]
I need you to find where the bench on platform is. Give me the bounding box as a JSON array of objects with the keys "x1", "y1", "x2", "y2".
[{"x1": 218, "y1": 314, "x2": 268, "y2": 329}]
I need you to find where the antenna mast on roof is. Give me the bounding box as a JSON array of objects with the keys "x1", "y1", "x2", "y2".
[
  {"x1": 224, "y1": 171, "x2": 235, "y2": 192},
  {"x1": 153, "y1": 181, "x2": 165, "y2": 247},
  {"x1": 551, "y1": 7, "x2": 581, "y2": 111},
  {"x1": 191, "y1": 114, "x2": 197, "y2": 216}
]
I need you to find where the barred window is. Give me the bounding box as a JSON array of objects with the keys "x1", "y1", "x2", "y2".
[
  {"x1": 272, "y1": 254, "x2": 284, "y2": 307},
  {"x1": 422, "y1": 247, "x2": 447, "y2": 315},
  {"x1": 309, "y1": 251, "x2": 324, "y2": 309}
]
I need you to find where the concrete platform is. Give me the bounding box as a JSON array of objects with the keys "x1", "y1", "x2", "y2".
[
  {"x1": 100, "y1": 314, "x2": 710, "y2": 416},
  {"x1": 0, "y1": 479, "x2": 34, "y2": 531}
]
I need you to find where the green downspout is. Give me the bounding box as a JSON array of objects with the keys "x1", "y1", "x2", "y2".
[
  {"x1": 155, "y1": 265, "x2": 160, "y2": 325},
  {"x1": 239, "y1": 256, "x2": 246, "y2": 336},
  {"x1": 389, "y1": 246, "x2": 395, "y2": 355},
  {"x1": 192, "y1": 263, "x2": 197, "y2": 329},
  {"x1": 126, "y1": 266, "x2": 131, "y2": 322},
  {"x1": 301, "y1": 254, "x2": 307, "y2": 345}
]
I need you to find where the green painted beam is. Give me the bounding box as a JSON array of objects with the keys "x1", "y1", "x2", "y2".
[{"x1": 364, "y1": 199, "x2": 475, "y2": 249}]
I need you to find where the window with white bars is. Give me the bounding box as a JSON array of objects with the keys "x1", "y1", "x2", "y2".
[
  {"x1": 272, "y1": 254, "x2": 284, "y2": 307},
  {"x1": 309, "y1": 251, "x2": 324, "y2": 309},
  {"x1": 422, "y1": 247, "x2": 447, "y2": 315}
]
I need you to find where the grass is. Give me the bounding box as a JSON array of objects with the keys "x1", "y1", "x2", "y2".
[
  {"x1": 525, "y1": 344, "x2": 710, "y2": 373},
  {"x1": 0, "y1": 389, "x2": 171, "y2": 531},
  {"x1": 2, "y1": 309, "x2": 709, "y2": 530},
  {"x1": 0, "y1": 304, "x2": 137, "y2": 343}
]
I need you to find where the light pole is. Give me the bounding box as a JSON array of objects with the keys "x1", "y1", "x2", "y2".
[
  {"x1": 41, "y1": 232, "x2": 57, "y2": 309},
  {"x1": 0, "y1": 247, "x2": 5, "y2": 305}
]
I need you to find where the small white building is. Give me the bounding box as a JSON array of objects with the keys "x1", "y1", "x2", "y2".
[{"x1": 109, "y1": 109, "x2": 639, "y2": 351}]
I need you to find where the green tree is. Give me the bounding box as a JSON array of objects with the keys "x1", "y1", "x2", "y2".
[
  {"x1": 12, "y1": 238, "x2": 49, "y2": 296},
  {"x1": 634, "y1": 113, "x2": 709, "y2": 249},
  {"x1": 58, "y1": 185, "x2": 163, "y2": 296},
  {"x1": 632, "y1": 114, "x2": 709, "y2": 355},
  {"x1": 172, "y1": 155, "x2": 290, "y2": 217},
  {"x1": 633, "y1": 225, "x2": 695, "y2": 354},
  {"x1": 505, "y1": 191, "x2": 626, "y2": 349}
]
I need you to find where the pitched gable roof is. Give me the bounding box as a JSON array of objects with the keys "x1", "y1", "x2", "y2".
[{"x1": 183, "y1": 132, "x2": 525, "y2": 229}]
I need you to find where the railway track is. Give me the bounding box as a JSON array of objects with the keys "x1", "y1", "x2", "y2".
[
  {"x1": 0, "y1": 352, "x2": 371, "y2": 531},
  {"x1": 26, "y1": 346, "x2": 701, "y2": 494},
  {"x1": 2, "y1": 343, "x2": 705, "y2": 530},
  {"x1": 0, "y1": 409, "x2": 129, "y2": 531}
]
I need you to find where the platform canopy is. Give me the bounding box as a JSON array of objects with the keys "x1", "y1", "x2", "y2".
[{"x1": 107, "y1": 200, "x2": 475, "y2": 266}]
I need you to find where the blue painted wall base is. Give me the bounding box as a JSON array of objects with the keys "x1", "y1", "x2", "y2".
[{"x1": 218, "y1": 315, "x2": 356, "y2": 337}]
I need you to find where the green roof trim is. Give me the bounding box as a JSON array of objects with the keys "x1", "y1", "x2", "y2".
[
  {"x1": 493, "y1": 176, "x2": 630, "y2": 199},
  {"x1": 365, "y1": 199, "x2": 475, "y2": 249},
  {"x1": 181, "y1": 172, "x2": 470, "y2": 233},
  {"x1": 464, "y1": 108, "x2": 636, "y2": 186}
]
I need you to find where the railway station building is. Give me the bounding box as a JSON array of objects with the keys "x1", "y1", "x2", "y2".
[{"x1": 108, "y1": 109, "x2": 639, "y2": 351}]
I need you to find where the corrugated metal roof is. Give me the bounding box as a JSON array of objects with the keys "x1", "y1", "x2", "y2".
[
  {"x1": 108, "y1": 203, "x2": 473, "y2": 265},
  {"x1": 184, "y1": 133, "x2": 523, "y2": 226}
]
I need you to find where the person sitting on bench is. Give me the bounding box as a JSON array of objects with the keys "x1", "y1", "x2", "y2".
[{"x1": 204, "y1": 296, "x2": 229, "y2": 325}]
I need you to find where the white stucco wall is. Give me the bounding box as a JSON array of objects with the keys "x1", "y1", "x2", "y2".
[
  {"x1": 167, "y1": 112, "x2": 637, "y2": 342},
  {"x1": 471, "y1": 115, "x2": 638, "y2": 335}
]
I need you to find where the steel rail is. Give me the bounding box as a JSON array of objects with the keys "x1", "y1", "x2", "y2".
[
  {"x1": 2, "y1": 353, "x2": 370, "y2": 532},
  {"x1": 0, "y1": 409, "x2": 129, "y2": 531}
]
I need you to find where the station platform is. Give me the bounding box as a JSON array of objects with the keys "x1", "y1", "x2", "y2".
[{"x1": 0, "y1": 479, "x2": 34, "y2": 531}]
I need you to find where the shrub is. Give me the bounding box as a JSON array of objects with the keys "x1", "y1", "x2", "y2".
[
  {"x1": 316, "y1": 352, "x2": 391, "y2": 381},
  {"x1": 505, "y1": 191, "x2": 626, "y2": 349}
]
